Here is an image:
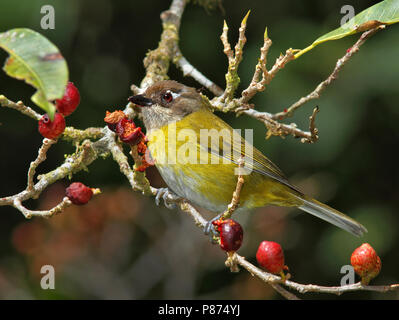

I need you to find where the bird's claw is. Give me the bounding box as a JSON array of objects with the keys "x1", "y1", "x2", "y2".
[
  {"x1": 204, "y1": 213, "x2": 224, "y2": 243},
  {"x1": 155, "y1": 188, "x2": 177, "y2": 209}
]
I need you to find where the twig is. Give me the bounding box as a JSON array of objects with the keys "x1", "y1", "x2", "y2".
[
  {"x1": 174, "y1": 49, "x2": 224, "y2": 96},
  {"x1": 240, "y1": 45, "x2": 295, "y2": 104},
  {"x1": 301, "y1": 106, "x2": 319, "y2": 144},
  {"x1": 239, "y1": 108, "x2": 315, "y2": 141},
  {"x1": 0, "y1": 95, "x2": 42, "y2": 120},
  {"x1": 62, "y1": 127, "x2": 105, "y2": 143},
  {"x1": 240, "y1": 28, "x2": 273, "y2": 103},
  {"x1": 13, "y1": 197, "x2": 72, "y2": 219},
  {"x1": 108, "y1": 135, "x2": 136, "y2": 188},
  {"x1": 143, "y1": 0, "x2": 224, "y2": 96},
  {"x1": 209, "y1": 26, "x2": 382, "y2": 143},
  {"x1": 27, "y1": 138, "x2": 57, "y2": 191},
  {"x1": 232, "y1": 253, "x2": 399, "y2": 296},
  {"x1": 141, "y1": 0, "x2": 187, "y2": 88},
  {"x1": 273, "y1": 26, "x2": 384, "y2": 121},
  {"x1": 0, "y1": 138, "x2": 106, "y2": 214},
  {"x1": 156, "y1": 191, "x2": 399, "y2": 298},
  {"x1": 270, "y1": 283, "x2": 301, "y2": 300},
  {"x1": 220, "y1": 11, "x2": 250, "y2": 102},
  {"x1": 223, "y1": 156, "x2": 245, "y2": 219}
]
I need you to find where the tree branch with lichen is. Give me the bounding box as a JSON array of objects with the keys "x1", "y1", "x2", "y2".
[
  {"x1": 207, "y1": 20, "x2": 383, "y2": 143},
  {"x1": 0, "y1": 134, "x2": 104, "y2": 217}
]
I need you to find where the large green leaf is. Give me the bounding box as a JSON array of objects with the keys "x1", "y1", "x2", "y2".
[
  {"x1": 295, "y1": 0, "x2": 399, "y2": 58},
  {"x1": 0, "y1": 28, "x2": 68, "y2": 119}
]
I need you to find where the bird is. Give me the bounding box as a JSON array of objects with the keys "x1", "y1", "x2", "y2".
[{"x1": 128, "y1": 80, "x2": 367, "y2": 237}]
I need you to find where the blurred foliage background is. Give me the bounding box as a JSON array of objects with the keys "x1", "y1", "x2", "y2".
[{"x1": 0, "y1": 0, "x2": 398, "y2": 300}]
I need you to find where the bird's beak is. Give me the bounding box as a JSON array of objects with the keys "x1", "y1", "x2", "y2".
[{"x1": 128, "y1": 95, "x2": 154, "y2": 107}]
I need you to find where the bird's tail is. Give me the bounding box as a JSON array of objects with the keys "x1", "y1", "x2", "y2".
[{"x1": 297, "y1": 196, "x2": 367, "y2": 237}]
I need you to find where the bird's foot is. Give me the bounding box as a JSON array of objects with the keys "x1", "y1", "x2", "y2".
[
  {"x1": 155, "y1": 187, "x2": 177, "y2": 209},
  {"x1": 204, "y1": 213, "x2": 224, "y2": 244}
]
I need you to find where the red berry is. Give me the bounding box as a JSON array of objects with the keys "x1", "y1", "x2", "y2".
[
  {"x1": 115, "y1": 118, "x2": 135, "y2": 136},
  {"x1": 104, "y1": 110, "x2": 127, "y2": 132},
  {"x1": 38, "y1": 113, "x2": 66, "y2": 139},
  {"x1": 121, "y1": 127, "x2": 144, "y2": 145},
  {"x1": 351, "y1": 243, "x2": 381, "y2": 284},
  {"x1": 256, "y1": 241, "x2": 285, "y2": 274},
  {"x1": 213, "y1": 219, "x2": 243, "y2": 252},
  {"x1": 66, "y1": 182, "x2": 93, "y2": 205},
  {"x1": 115, "y1": 118, "x2": 145, "y2": 146},
  {"x1": 56, "y1": 81, "x2": 80, "y2": 116}
]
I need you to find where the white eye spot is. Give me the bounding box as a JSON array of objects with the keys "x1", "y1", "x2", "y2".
[{"x1": 170, "y1": 91, "x2": 180, "y2": 100}]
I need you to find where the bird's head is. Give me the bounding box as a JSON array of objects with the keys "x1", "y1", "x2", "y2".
[{"x1": 128, "y1": 80, "x2": 207, "y2": 130}]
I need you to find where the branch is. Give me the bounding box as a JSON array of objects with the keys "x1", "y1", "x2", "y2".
[
  {"x1": 0, "y1": 137, "x2": 106, "y2": 216},
  {"x1": 272, "y1": 26, "x2": 384, "y2": 121},
  {"x1": 240, "y1": 28, "x2": 273, "y2": 103},
  {"x1": 240, "y1": 108, "x2": 317, "y2": 142},
  {"x1": 13, "y1": 197, "x2": 72, "y2": 219},
  {"x1": 140, "y1": 0, "x2": 187, "y2": 88},
  {"x1": 232, "y1": 253, "x2": 399, "y2": 296},
  {"x1": 207, "y1": 17, "x2": 315, "y2": 141},
  {"x1": 0, "y1": 95, "x2": 41, "y2": 120},
  {"x1": 107, "y1": 134, "x2": 153, "y2": 196},
  {"x1": 269, "y1": 283, "x2": 301, "y2": 300},
  {"x1": 207, "y1": 26, "x2": 382, "y2": 143},
  {"x1": 297, "y1": 106, "x2": 320, "y2": 144},
  {"x1": 140, "y1": 0, "x2": 224, "y2": 97},
  {"x1": 174, "y1": 49, "x2": 224, "y2": 96},
  {"x1": 220, "y1": 11, "x2": 250, "y2": 102},
  {"x1": 27, "y1": 138, "x2": 57, "y2": 191},
  {"x1": 159, "y1": 187, "x2": 399, "y2": 297},
  {"x1": 240, "y1": 32, "x2": 295, "y2": 104},
  {"x1": 222, "y1": 156, "x2": 245, "y2": 219},
  {"x1": 62, "y1": 127, "x2": 105, "y2": 143},
  {"x1": 151, "y1": 190, "x2": 398, "y2": 298}
]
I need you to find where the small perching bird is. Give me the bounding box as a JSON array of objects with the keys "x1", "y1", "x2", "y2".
[{"x1": 129, "y1": 80, "x2": 367, "y2": 237}]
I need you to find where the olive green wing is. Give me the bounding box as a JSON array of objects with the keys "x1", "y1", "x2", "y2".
[{"x1": 194, "y1": 109, "x2": 303, "y2": 194}]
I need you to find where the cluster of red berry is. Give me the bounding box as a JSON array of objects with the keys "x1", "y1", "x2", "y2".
[
  {"x1": 214, "y1": 218, "x2": 381, "y2": 284},
  {"x1": 104, "y1": 110, "x2": 151, "y2": 172},
  {"x1": 37, "y1": 82, "x2": 95, "y2": 206},
  {"x1": 38, "y1": 82, "x2": 80, "y2": 139},
  {"x1": 104, "y1": 110, "x2": 145, "y2": 145}
]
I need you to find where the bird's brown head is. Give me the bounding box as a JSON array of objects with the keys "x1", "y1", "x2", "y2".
[{"x1": 128, "y1": 80, "x2": 206, "y2": 131}]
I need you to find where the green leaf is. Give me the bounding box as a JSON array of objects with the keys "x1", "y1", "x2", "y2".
[
  {"x1": 0, "y1": 28, "x2": 68, "y2": 119},
  {"x1": 295, "y1": 0, "x2": 399, "y2": 58}
]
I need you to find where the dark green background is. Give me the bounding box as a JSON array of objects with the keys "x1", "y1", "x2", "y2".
[{"x1": 0, "y1": 0, "x2": 398, "y2": 299}]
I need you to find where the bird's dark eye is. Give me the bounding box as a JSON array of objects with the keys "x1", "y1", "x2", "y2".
[{"x1": 162, "y1": 90, "x2": 173, "y2": 103}]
